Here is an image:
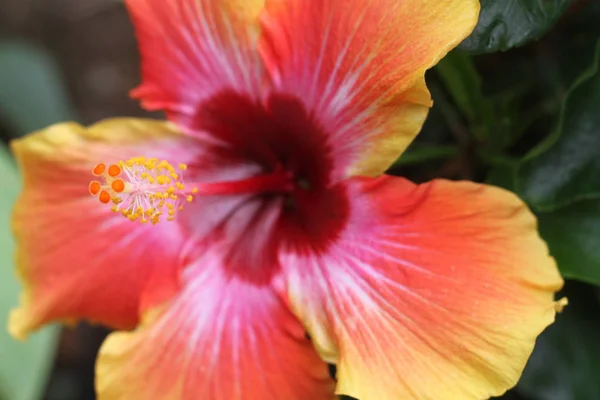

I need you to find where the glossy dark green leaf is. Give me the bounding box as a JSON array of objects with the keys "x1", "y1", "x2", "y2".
[
  {"x1": 537, "y1": 200, "x2": 600, "y2": 285},
  {"x1": 460, "y1": 0, "x2": 571, "y2": 54},
  {"x1": 483, "y1": 43, "x2": 600, "y2": 285},
  {"x1": 517, "y1": 282, "x2": 600, "y2": 400},
  {"x1": 517, "y1": 42, "x2": 600, "y2": 211}
]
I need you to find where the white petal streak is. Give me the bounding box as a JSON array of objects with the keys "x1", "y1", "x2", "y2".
[
  {"x1": 132, "y1": 0, "x2": 264, "y2": 116},
  {"x1": 316, "y1": 8, "x2": 369, "y2": 115},
  {"x1": 307, "y1": 5, "x2": 335, "y2": 107}
]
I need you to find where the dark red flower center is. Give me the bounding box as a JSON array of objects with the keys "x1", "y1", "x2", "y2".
[
  {"x1": 180, "y1": 91, "x2": 351, "y2": 281},
  {"x1": 194, "y1": 91, "x2": 335, "y2": 189}
]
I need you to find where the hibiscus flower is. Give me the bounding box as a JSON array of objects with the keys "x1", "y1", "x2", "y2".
[{"x1": 8, "y1": 0, "x2": 565, "y2": 399}]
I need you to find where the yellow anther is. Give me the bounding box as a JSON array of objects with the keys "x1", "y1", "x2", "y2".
[
  {"x1": 158, "y1": 160, "x2": 174, "y2": 171},
  {"x1": 192, "y1": 188, "x2": 198, "y2": 194},
  {"x1": 187, "y1": 195, "x2": 193, "y2": 203},
  {"x1": 145, "y1": 158, "x2": 158, "y2": 169},
  {"x1": 176, "y1": 182, "x2": 185, "y2": 190},
  {"x1": 178, "y1": 164, "x2": 188, "y2": 170}
]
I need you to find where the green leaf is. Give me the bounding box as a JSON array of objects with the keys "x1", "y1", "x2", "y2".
[
  {"x1": 460, "y1": 0, "x2": 571, "y2": 54},
  {"x1": 0, "y1": 41, "x2": 76, "y2": 137},
  {"x1": 483, "y1": 44, "x2": 600, "y2": 285},
  {"x1": 537, "y1": 200, "x2": 600, "y2": 285},
  {"x1": 517, "y1": 282, "x2": 600, "y2": 400},
  {"x1": 0, "y1": 148, "x2": 59, "y2": 400},
  {"x1": 516, "y1": 42, "x2": 600, "y2": 211}
]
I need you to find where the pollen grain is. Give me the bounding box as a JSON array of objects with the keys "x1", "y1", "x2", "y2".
[
  {"x1": 88, "y1": 181, "x2": 101, "y2": 195},
  {"x1": 92, "y1": 163, "x2": 106, "y2": 176},
  {"x1": 99, "y1": 190, "x2": 111, "y2": 204},
  {"x1": 108, "y1": 164, "x2": 122, "y2": 177},
  {"x1": 111, "y1": 179, "x2": 125, "y2": 193}
]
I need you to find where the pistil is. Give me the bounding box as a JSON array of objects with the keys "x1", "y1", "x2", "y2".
[{"x1": 89, "y1": 157, "x2": 292, "y2": 224}]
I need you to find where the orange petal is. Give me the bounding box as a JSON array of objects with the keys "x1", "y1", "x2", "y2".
[
  {"x1": 259, "y1": 0, "x2": 479, "y2": 177},
  {"x1": 9, "y1": 119, "x2": 201, "y2": 339},
  {"x1": 96, "y1": 255, "x2": 334, "y2": 400},
  {"x1": 125, "y1": 0, "x2": 265, "y2": 125},
  {"x1": 278, "y1": 176, "x2": 564, "y2": 400}
]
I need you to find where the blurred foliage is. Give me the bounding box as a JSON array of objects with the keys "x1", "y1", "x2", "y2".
[
  {"x1": 0, "y1": 42, "x2": 75, "y2": 138},
  {"x1": 436, "y1": 50, "x2": 496, "y2": 143},
  {"x1": 392, "y1": 144, "x2": 459, "y2": 166},
  {"x1": 0, "y1": 148, "x2": 59, "y2": 400},
  {"x1": 0, "y1": 41, "x2": 73, "y2": 400}
]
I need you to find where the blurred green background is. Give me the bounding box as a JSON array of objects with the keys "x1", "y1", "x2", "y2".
[
  {"x1": 1, "y1": 0, "x2": 599, "y2": 399},
  {"x1": 0, "y1": 1, "x2": 151, "y2": 399}
]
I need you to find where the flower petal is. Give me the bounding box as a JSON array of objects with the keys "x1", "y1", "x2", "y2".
[
  {"x1": 259, "y1": 0, "x2": 479, "y2": 177},
  {"x1": 125, "y1": 0, "x2": 265, "y2": 125},
  {"x1": 9, "y1": 119, "x2": 203, "y2": 339},
  {"x1": 277, "y1": 176, "x2": 564, "y2": 400},
  {"x1": 96, "y1": 249, "x2": 334, "y2": 400}
]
